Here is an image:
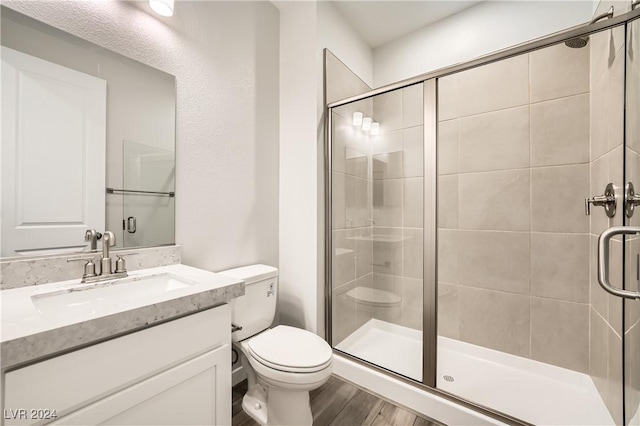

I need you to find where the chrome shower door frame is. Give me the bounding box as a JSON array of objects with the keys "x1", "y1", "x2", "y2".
[
  {"x1": 422, "y1": 79, "x2": 437, "y2": 388},
  {"x1": 325, "y1": 6, "x2": 640, "y2": 426}
]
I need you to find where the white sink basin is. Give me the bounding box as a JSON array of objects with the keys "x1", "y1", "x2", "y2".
[
  {"x1": 1, "y1": 264, "x2": 243, "y2": 349},
  {"x1": 31, "y1": 273, "x2": 197, "y2": 317}
]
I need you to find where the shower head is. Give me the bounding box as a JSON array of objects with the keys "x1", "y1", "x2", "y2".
[
  {"x1": 565, "y1": 36, "x2": 589, "y2": 49},
  {"x1": 564, "y1": 5, "x2": 614, "y2": 49}
]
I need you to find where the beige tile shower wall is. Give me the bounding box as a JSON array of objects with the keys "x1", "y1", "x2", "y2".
[
  {"x1": 588, "y1": 24, "x2": 627, "y2": 425},
  {"x1": 437, "y1": 44, "x2": 592, "y2": 374}
]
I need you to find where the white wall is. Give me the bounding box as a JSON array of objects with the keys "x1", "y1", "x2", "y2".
[
  {"x1": 373, "y1": 1, "x2": 594, "y2": 87},
  {"x1": 594, "y1": 0, "x2": 634, "y2": 17},
  {"x1": 3, "y1": 1, "x2": 280, "y2": 272},
  {"x1": 317, "y1": 1, "x2": 373, "y2": 88},
  {"x1": 276, "y1": 1, "x2": 320, "y2": 332},
  {"x1": 276, "y1": 0, "x2": 372, "y2": 335}
]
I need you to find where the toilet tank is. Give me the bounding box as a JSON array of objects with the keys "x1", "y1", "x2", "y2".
[{"x1": 219, "y1": 264, "x2": 278, "y2": 342}]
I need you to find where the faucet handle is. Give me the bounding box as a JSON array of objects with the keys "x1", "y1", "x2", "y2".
[
  {"x1": 83, "y1": 229, "x2": 102, "y2": 251},
  {"x1": 67, "y1": 257, "x2": 97, "y2": 280},
  {"x1": 114, "y1": 253, "x2": 138, "y2": 274},
  {"x1": 84, "y1": 229, "x2": 102, "y2": 241}
]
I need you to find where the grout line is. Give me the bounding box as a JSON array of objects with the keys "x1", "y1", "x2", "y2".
[
  {"x1": 625, "y1": 317, "x2": 640, "y2": 335},
  {"x1": 451, "y1": 282, "x2": 591, "y2": 304},
  {"x1": 528, "y1": 91, "x2": 591, "y2": 106},
  {"x1": 437, "y1": 90, "x2": 590, "y2": 124},
  {"x1": 590, "y1": 143, "x2": 625, "y2": 165},
  {"x1": 437, "y1": 162, "x2": 591, "y2": 178},
  {"x1": 438, "y1": 228, "x2": 589, "y2": 235}
]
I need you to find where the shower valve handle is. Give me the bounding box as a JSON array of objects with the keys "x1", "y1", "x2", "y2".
[{"x1": 585, "y1": 183, "x2": 616, "y2": 217}]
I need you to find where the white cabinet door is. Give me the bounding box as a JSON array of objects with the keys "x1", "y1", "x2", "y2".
[
  {"x1": 1, "y1": 47, "x2": 106, "y2": 257},
  {"x1": 3, "y1": 307, "x2": 231, "y2": 426},
  {"x1": 52, "y1": 344, "x2": 231, "y2": 426}
]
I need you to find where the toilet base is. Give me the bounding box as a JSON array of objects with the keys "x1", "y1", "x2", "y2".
[
  {"x1": 241, "y1": 382, "x2": 314, "y2": 426},
  {"x1": 266, "y1": 387, "x2": 313, "y2": 426},
  {"x1": 241, "y1": 386, "x2": 267, "y2": 425}
]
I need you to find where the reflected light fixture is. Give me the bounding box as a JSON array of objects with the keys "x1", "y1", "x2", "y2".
[
  {"x1": 352, "y1": 112, "x2": 363, "y2": 126},
  {"x1": 362, "y1": 117, "x2": 372, "y2": 131},
  {"x1": 150, "y1": 0, "x2": 174, "y2": 17},
  {"x1": 370, "y1": 122, "x2": 380, "y2": 136}
]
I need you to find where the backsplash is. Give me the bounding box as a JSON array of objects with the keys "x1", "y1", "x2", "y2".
[{"x1": 0, "y1": 245, "x2": 181, "y2": 290}]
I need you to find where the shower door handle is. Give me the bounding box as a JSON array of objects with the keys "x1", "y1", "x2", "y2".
[
  {"x1": 598, "y1": 226, "x2": 640, "y2": 299},
  {"x1": 127, "y1": 216, "x2": 137, "y2": 233}
]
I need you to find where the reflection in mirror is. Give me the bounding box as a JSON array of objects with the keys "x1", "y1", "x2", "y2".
[
  {"x1": 121, "y1": 140, "x2": 175, "y2": 248},
  {"x1": 0, "y1": 7, "x2": 176, "y2": 258}
]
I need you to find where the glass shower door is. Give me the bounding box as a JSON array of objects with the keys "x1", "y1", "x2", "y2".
[
  {"x1": 330, "y1": 83, "x2": 426, "y2": 382},
  {"x1": 121, "y1": 140, "x2": 175, "y2": 248}
]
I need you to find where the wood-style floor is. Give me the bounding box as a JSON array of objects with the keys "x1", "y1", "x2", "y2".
[{"x1": 232, "y1": 375, "x2": 441, "y2": 426}]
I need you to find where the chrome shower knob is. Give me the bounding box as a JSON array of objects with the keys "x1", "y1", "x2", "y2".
[
  {"x1": 585, "y1": 183, "x2": 616, "y2": 217},
  {"x1": 626, "y1": 182, "x2": 640, "y2": 218}
]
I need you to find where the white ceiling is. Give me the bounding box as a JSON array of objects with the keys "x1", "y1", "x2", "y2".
[{"x1": 331, "y1": 0, "x2": 483, "y2": 48}]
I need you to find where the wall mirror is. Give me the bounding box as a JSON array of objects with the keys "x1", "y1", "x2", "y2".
[{"x1": 0, "y1": 6, "x2": 176, "y2": 258}]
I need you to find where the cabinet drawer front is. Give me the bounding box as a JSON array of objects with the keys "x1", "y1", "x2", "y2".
[
  {"x1": 52, "y1": 344, "x2": 231, "y2": 426},
  {"x1": 4, "y1": 305, "x2": 230, "y2": 425}
]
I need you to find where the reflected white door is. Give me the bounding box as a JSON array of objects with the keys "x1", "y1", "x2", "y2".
[{"x1": 1, "y1": 47, "x2": 106, "y2": 256}]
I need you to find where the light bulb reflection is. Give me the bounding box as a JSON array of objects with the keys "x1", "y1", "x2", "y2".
[
  {"x1": 362, "y1": 117, "x2": 372, "y2": 131},
  {"x1": 352, "y1": 112, "x2": 363, "y2": 126}
]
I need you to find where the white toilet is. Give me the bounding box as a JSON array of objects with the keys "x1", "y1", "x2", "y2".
[{"x1": 220, "y1": 264, "x2": 333, "y2": 426}]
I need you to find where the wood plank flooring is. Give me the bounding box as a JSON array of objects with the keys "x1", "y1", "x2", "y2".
[{"x1": 232, "y1": 375, "x2": 441, "y2": 426}]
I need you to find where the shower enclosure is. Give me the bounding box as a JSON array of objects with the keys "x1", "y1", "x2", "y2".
[{"x1": 327, "y1": 9, "x2": 640, "y2": 426}]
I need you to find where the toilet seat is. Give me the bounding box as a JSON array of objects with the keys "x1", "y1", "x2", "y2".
[{"x1": 245, "y1": 325, "x2": 333, "y2": 373}]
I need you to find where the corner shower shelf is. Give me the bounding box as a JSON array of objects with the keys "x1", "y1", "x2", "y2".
[{"x1": 347, "y1": 234, "x2": 413, "y2": 243}]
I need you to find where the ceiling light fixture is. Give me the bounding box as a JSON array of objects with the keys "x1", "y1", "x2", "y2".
[{"x1": 149, "y1": 0, "x2": 174, "y2": 17}]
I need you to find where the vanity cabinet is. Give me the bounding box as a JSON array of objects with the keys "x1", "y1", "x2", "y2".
[{"x1": 3, "y1": 306, "x2": 231, "y2": 426}]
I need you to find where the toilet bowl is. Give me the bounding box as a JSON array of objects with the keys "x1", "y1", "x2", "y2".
[{"x1": 220, "y1": 265, "x2": 333, "y2": 426}]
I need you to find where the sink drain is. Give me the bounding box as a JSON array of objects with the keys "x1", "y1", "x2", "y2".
[{"x1": 442, "y1": 375, "x2": 455, "y2": 382}]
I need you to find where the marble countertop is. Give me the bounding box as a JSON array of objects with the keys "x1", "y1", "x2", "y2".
[{"x1": 1, "y1": 264, "x2": 244, "y2": 369}]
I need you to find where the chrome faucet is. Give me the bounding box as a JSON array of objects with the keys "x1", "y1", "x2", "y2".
[
  {"x1": 69, "y1": 231, "x2": 136, "y2": 283},
  {"x1": 100, "y1": 231, "x2": 116, "y2": 276}
]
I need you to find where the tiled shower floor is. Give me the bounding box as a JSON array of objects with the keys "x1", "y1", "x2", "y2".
[{"x1": 337, "y1": 319, "x2": 613, "y2": 425}]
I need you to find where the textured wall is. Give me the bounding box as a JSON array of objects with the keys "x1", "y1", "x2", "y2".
[{"x1": 2, "y1": 1, "x2": 280, "y2": 272}]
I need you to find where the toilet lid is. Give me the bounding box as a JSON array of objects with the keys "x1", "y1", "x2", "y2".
[{"x1": 246, "y1": 325, "x2": 333, "y2": 373}]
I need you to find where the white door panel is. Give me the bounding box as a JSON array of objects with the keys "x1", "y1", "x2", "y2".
[
  {"x1": 51, "y1": 346, "x2": 230, "y2": 426},
  {"x1": 1, "y1": 47, "x2": 106, "y2": 256}
]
